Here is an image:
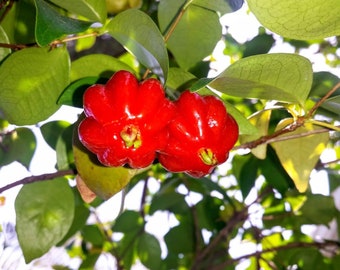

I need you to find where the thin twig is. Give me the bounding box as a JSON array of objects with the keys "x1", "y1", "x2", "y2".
[
  {"x1": 212, "y1": 240, "x2": 340, "y2": 270},
  {"x1": 233, "y1": 118, "x2": 305, "y2": 150},
  {"x1": 0, "y1": 42, "x2": 36, "y2": 50},
  {"x1": 142, "y1": 0, "x2": 193, "y2": 80},
  {"x1": 192, "y1": 187, "x2": 272, "y2": 269},
  {"x1": 0, "y1": 169, "x2": 76, "y2": 193},
  {"x1": 0, "y1": 0, "x2": 14, "y2": 24},
  {"x1": 139, "y1": 177, "x2": 149, "y2": 218}
]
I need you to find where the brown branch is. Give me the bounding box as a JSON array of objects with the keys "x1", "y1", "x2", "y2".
[
  {"x1": 139, "y1": 177, "x2": 149, "y2": 218},
  {"x1": 0, "y1": 42, "x2": 37, "y2": 50},
  {"x1": 212, "y1": 240, "x2": 340, "y2": 270},
  {"x1": 191, "y1": 187, "x2": 273, "y2": 269},
  {"x1": 0, "y1": 169, "x2": 76, "y2": 193},
  {"x1": 233, "y1": 117, "x2": 305, "y2": 150},
  {"x1": 0, "y1": 0, "x2": 14, "y2": 24}
]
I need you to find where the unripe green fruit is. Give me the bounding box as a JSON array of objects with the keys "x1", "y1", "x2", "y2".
[{"x1": 106, "y1": 0, "x2": 142, "y2": 14}]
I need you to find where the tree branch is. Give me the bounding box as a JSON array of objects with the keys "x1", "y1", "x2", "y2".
[
  {"x1": 233, "y1": 117, "x2": 305, "y2": 150},
  {"x1": 0, "y1": 169, "x2": 76, "y2": 193},
  {"x1": 212, "y1": 240, "x2": 340, "y2": 270}
]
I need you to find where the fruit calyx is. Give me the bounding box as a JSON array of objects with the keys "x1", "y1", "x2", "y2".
[
  {"x1": 120, "y1": 124, "x2": 142, "y2": 149},
  {"x1": 198, "y1": 148, "x2": 217, "y2": 166}
]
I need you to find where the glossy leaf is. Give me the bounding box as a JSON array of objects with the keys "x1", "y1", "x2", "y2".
[
  {"x1": 106, "y1": 9, "x2": 168, "y2": 82},
  {"x1": 158, "y1": 0, "x2": 222, "y2": 70},
  {"x1": 0, "y1": 127, "x2": 36, "y2": 169},
  {"x1": 247, "y1": 0, "x2": 340, "y2": 40},
  {"x1": 0, "y1": 47, "x2": 70, "y2": 125},
  {"x1": 271, "y1": 120, "x2": 329, "y2": 192},
  {"x1": 209, "y1": 53, "x2": 313, "y2": 105},
  {"x1": 49, "y1": 0, "x2": 107, "y2": 23},
  {"x1": 70, "y1": 54, "x2": 135, "y2": 81},
  {"x1": 40, "y1": 120, "x2": 71, "y2": 149},
  {"x1": 34, "y1": 0, "x2": 93, "y2": 46},
  {"x1": 15, "y1": 177, "x2": 75, "y2": 263},
  {"x1": 0, "y1": 26, "x2": 11, "y2": 61},
  {"x1": 137, "y1": 232, "x2": 162, "y2": 270}
]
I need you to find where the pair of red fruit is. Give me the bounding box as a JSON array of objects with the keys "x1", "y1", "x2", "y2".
[{"x1": 78, "y1": 70, "x2": 238, "y2": 178}]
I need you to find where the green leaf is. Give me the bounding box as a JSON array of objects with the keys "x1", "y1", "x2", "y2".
[
  {"x1": 106, "y1": 9, "x2": 168, "y2": 82},
  {"x1": 82, "y1": 224, "x2": 105, "y2": 246},
  {"x1": 15, "y1": 177, "x2": 75, "y2": 263},
  {"x1": 49, "y1": 0, "x2": 107, "y2": 23},
  {"x1": 0, "y1": 26, "x2": 11, "y2": 61},
  {"x1": 243, "y1": 32, "x2": 275, "y2": 57},
  {"x1": 56, "y1": 124, "x2": 75, "y2": 170},
  {"x1": 164, "y1": 221, "x2": 194, "y2": 254},
  {"x1": 299, "y1": 194, "x2": 337, "y2": 225},
  {"x1": 271, "y1": 120, "x2": 329, "y2": 192},
  {"x1": 149, "y1": 192, "x2": 189, "y2": 215},
  {"x1": 137, "y1": 232, "x2": 162, "y2": 270},
  {"x1": 158, "y1": 0, "x2": 222, "y2": 70},
  {"x1": 166, "y1": 67, "x2": 197, "y2": 95},
  {"x1": 247, "y1": 0, "x2": 340, "y2": 40},
  {"x1": 260, "y1": 146, "x2": 294, "y2": 194},
  {"x1": 309, "y1": 72, "x2": 340, "y2": 98},
  {"x1": 195, "y1": 196, "x2": 225, "y2": 230},
  {"x1": 320, "y1": 95, "x2": 340, "y2": 115},
  {"x1": 70, "y1": 54, "x2": 135, "y2": 82},
  {"x1": 209, "y1": 53, "x2": 313, "y2": 105},
  {"x1": 112, "y1": 210, "x2": 144, "y2": 233},
  {"x1": 239, "y1": 154, "x2": 259, "y2": 199},
  {"x1": 40, "y1": 120, "x2": 71, "y2": 149},
  {"x1": 0, "y1": 46, "x2": 70, "y2": 125},
  {"x1": 57, "y1": 187, "x2": 90, "y2": 246},
  {"x1": 0, "y1": 127, "x2": 36, "y2": 169},
  {"x1": 34, "y1": 0, "x2": 93, "y2": 46}
]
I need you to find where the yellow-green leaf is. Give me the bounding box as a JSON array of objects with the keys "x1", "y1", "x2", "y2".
[
  {"x1": 247, "y1": 0, "x2": 340, "y2": 40},
  {"x1": 271, "y1": 120, "x2": 329, "y2": 192}
]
